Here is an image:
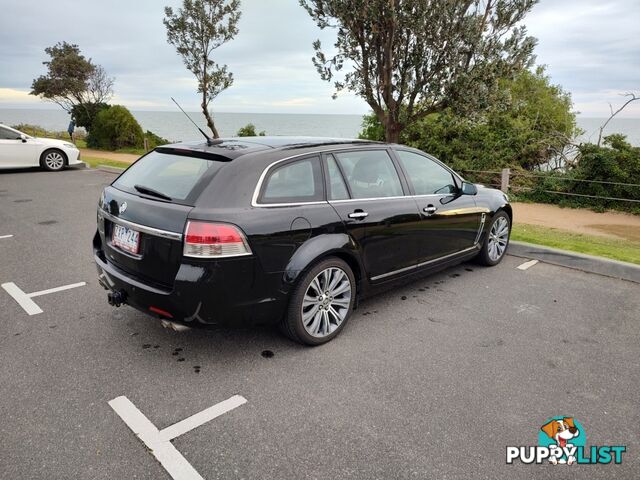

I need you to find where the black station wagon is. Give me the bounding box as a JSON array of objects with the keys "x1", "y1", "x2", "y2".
[{"x1": 94, "y1": 137, "x2": 512, "y2": 345}]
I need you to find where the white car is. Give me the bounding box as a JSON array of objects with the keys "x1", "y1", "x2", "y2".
[{"x1": 0, "y1": 124, "x2": 82, "y2": 171}]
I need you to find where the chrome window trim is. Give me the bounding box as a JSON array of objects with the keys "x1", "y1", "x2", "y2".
[
  {"x1": 251, "y1": 152, "x2": 326, "y2": 207},
  {"x1": 329, "y1": 195, "x2": 411, "y2": 204},
  {"x1": 98, "y1": 209, "x2": 183, "y2": 241},
  {"x1": 251, "y1": 145, "x2": 398, "y2": 207},
  {"x1": 370, "y1": 246, "x2": 479, "y2": 281}
]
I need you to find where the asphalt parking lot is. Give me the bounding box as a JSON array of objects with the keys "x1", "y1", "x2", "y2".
[{"x1": 1, "y1": 167, "x2": 639, "y2": 479}]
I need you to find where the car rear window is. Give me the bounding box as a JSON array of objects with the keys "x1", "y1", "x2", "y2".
[{"x1": 113, "y1": 151, "x2": 221, "y2": 204}]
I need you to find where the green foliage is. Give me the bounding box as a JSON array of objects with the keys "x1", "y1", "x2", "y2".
[
  {"x1": 30, "y1": 42, "x2": 113, "y2": 123},
  {"x1": 71, "y1": 102, "x2": 109, "y2": 132},
  {"x1": 236, "y1": 123, "x2": 265, "y2": 137},
  {"x1": 30, "y1": 42, "x2": 93, "y2": 107},
  {"x1": 511, "y1": 136, "x2": 640, "y2": 214},
  {"x1": 87, "y1": 105, "x2": 144, "y2": 150},
  {"x1": 164, "y1": 0, "x2": 241, "y2": 138},
  {"x1": 144, "y1": 130, "x2": 171, "y2": 149},
  {"x1": 359, "y1": 68, "x2": 578, "y2": 172},
  {"x1": 301, "y1": 0, "x2": 538, "y2": 142},
  {"x1": 10, "y1": 124, "x2": 85, "y2": 141}
]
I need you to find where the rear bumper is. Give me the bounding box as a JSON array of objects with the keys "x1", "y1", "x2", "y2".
[{"x1": 94, "y1": 251, "x2": 287, "y2": 328}]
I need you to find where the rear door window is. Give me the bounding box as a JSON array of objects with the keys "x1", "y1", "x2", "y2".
[
  {"x1": 113, "y1": 151, "x2": 221, "y2": 204},
  {"x1": 334, "y1": 150, "x2": 404, "y2": 199},
  {"x1": 260, "y1": 156, "x2": 324, "y2": 204}
]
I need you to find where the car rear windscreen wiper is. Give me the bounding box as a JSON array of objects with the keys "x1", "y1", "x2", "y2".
[{"x1": 134, "y1": 184, "x2": 172, "y2": 201}]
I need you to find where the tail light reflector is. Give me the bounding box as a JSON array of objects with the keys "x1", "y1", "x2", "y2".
[{"x1": 184, "y1": 221, "x2": 252, "y2": 258}]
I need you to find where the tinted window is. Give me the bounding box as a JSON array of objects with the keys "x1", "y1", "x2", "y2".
[
  {"x1": 113, "y1": 151, "x2": 220, "y2": 203},
  {"x1": 334, "y1": 150, "x2": 403, "y2": 199},
  {"x1": 0, "y1": 127, "x2": 20, "y2": 140},
  {"x1": 261, "y1": 156, "x2": 323, "y2": 203},
  {"x1": 396, "y1": 150, "x2": 457, "y2": 195},
  {"x1": 325, "y1": 155, "x2": 349, "y2": 200}
]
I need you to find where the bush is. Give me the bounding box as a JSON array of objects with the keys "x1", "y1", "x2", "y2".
[
  {"x1": 87, "y1": 105, "x2": 143, "y2": 149},
  {"x1": 512, "y1": 136, "x2": 640, "y2": 214},
  {"x1": 11, "y1": 124, "x2": 84, "y2": 140},
  {"x1": 236, "y1": 123, "x2": 265, "y2": 137},
  {"x1": 144, "y1": 130, "x2": 170, "y2": 149}
]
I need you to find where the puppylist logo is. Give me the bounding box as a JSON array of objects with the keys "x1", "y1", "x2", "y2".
[{"x1": 506, "y1": 416, "x2": 626, "y2": 465}]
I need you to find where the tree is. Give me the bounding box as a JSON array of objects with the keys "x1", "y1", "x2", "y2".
[
  {"x1": 359, "y1": 67, "x2": 579, "y2": 171},
  {"x1": 30, "y1": 42, "x2": 114, "y2": 128},
  {"x1": 597, "y1": 93, "x2": 639, "y2": 147},
  {"x1": 71, "y1": 102, "x2": 109, "y2": 132},
  {"x1": 164, "y1": 0, "x2": 241, "y2": 139},
  {"x1": 301, "y1": 0, "x2": 538, "y2": 143},
  {"x1": 236, "y1": 123, "x2": 266, "y2": 136}
]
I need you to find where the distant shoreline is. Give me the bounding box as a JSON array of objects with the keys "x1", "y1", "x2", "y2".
[{"x1": 1, "y1": 107, "x2": 639, "y2": 146}]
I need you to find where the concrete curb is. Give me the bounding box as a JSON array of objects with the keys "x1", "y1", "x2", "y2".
[
  {"x1": 508, "y1": 241, "x2": 640, "y2": 283},
  {"x1": 96, "y1": 165, "x2": 125, "y2": 174}
]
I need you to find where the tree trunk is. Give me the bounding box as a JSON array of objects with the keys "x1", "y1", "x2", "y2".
[
  {"x1": 384, "y1": 119, "x2": 401, "y2": 144},
  {"x1": 201, "y1": 96, "x2": 220, "y2": 139}
]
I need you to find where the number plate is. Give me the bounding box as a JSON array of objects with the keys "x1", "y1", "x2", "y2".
[{"x1": 112, "y1": 224, "x2": 140, "y2": 254}]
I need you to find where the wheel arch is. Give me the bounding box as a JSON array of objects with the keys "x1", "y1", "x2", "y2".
[
  {"x1": 499, "y1": 203, "x2": 513, "y2": 225},
  {"x1": 282, "y1": 233, "x2": 365, "y2": 299},
  {"x1": 40, "y1": 148, "x2": 68, "y2": 167}
]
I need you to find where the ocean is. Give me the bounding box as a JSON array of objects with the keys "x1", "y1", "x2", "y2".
[{"x1": 1, "y1": 108, "x2": 638, "y2": 146}]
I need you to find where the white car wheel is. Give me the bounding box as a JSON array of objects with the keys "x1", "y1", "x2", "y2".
[{"x1": 41, "y1": 149, "x2": 67, "y2": 171}]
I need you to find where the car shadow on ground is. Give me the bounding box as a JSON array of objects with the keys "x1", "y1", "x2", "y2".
[{"x1": 100, "y1": 259, "x2": 487, "y2": 369}]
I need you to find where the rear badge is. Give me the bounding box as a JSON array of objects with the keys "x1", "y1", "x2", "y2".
[{"x1": 119, "y1": 202, "x2": 127, "y2": 214}]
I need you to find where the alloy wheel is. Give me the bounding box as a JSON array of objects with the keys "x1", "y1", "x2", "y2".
[
  {"x1": 45, "y1": 152, "x2": 64, "y2": 170},
  {"x1": 301, "y1": 267, "x2": 352, "y2": 338},
  {"x1": 487, "y1": 216, "x2": 509, "y2": 261}
]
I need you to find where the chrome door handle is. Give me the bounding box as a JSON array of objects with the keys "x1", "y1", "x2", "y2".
[
  {"x1": 423, "y1": 205, "x2": 437, "y2": 215},
  {"x1": 348, "y1": 211, "x2": 369, "y2": 219}
]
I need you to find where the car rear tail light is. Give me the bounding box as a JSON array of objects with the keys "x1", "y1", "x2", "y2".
[{"x1": 183, "y1": 221, "x2": 252, "y2": 258}]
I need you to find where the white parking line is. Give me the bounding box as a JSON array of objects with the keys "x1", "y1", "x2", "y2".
[
  {"x1": 0, "y1": 234, "x2": 13, "y2": 239},
  {"x1": 517, "y1": 259, "x2": 539, "y2": 271},
  {"x1": 29, "y1": 282, "x2": 86, "y2": 298},
  {"x1": 109, "y1": 395, "x2": 247, "y2": 480},
  {"x1": 1, "y1": 281, "x2": 86, "y2": 315},
  {"x1": 1, "y1": 282, "x2": 43, "y2": 315}
]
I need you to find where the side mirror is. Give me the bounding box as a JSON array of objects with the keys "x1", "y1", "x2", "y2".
[
  {"x1": 461, "y1": 181, "x2": 477, "y2": 195},
  {"x1": 20, "y1": 134, "x2": 27, "y2": 143}
]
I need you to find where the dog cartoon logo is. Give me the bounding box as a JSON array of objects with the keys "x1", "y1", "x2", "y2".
[
  {"x1": 507, "y1": 416, "x2": 626, "y2": 465},
  {"x1": 539, "y1": 417, "x2": 583, "y2": 464}
]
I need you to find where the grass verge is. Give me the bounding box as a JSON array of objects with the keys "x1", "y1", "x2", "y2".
[
  {"x1": 82, "y1": 156, "x2": 129, "y2": 170},
  {"x1": 512, "y1": 224, "x2": 640, "y2": 265}
]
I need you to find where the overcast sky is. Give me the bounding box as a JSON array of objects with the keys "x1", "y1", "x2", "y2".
[{"x1": 0, "y1": 0, "x2": 638, "y2": 117}]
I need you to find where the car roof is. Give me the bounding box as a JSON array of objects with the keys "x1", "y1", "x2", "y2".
[{"x1": 156, "y1": 136, "x2": 383, "y2": 161}]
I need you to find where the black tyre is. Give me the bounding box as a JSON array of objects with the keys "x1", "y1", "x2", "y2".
[
  {"x1": 40, "y1": 149, "x2": 67, "y2": 171},
  {"x1": 476, "y1": 211, "x2": 511, "y2": 266},
  {"x1": 280, "y1": 257, "x2": 356, "y2": 346}
]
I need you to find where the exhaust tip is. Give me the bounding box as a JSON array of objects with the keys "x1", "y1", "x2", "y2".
[{"x1": 161, "y1": 320, "x2": 191, "y2": 332}]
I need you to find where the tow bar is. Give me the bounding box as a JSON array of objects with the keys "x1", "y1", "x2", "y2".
[{"x1": 107, "y1": 290, "x2": 126, "y2": 307}]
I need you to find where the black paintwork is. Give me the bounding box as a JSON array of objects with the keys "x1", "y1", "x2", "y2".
[{"x1": 94, "y1": 137, "x2": 511, "y2": 327}]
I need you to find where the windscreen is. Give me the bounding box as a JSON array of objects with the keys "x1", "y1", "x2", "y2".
[{"x1": 113, "y1": 151, "x2": 221, "y2": 203}]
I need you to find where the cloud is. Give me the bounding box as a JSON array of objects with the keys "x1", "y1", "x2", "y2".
[
  {"x1": 0, "y1": 87, "x2": 42, "y2": 106},
  {"x1": 0, "y1": 0, "x2": 638, "y2": 116}
]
